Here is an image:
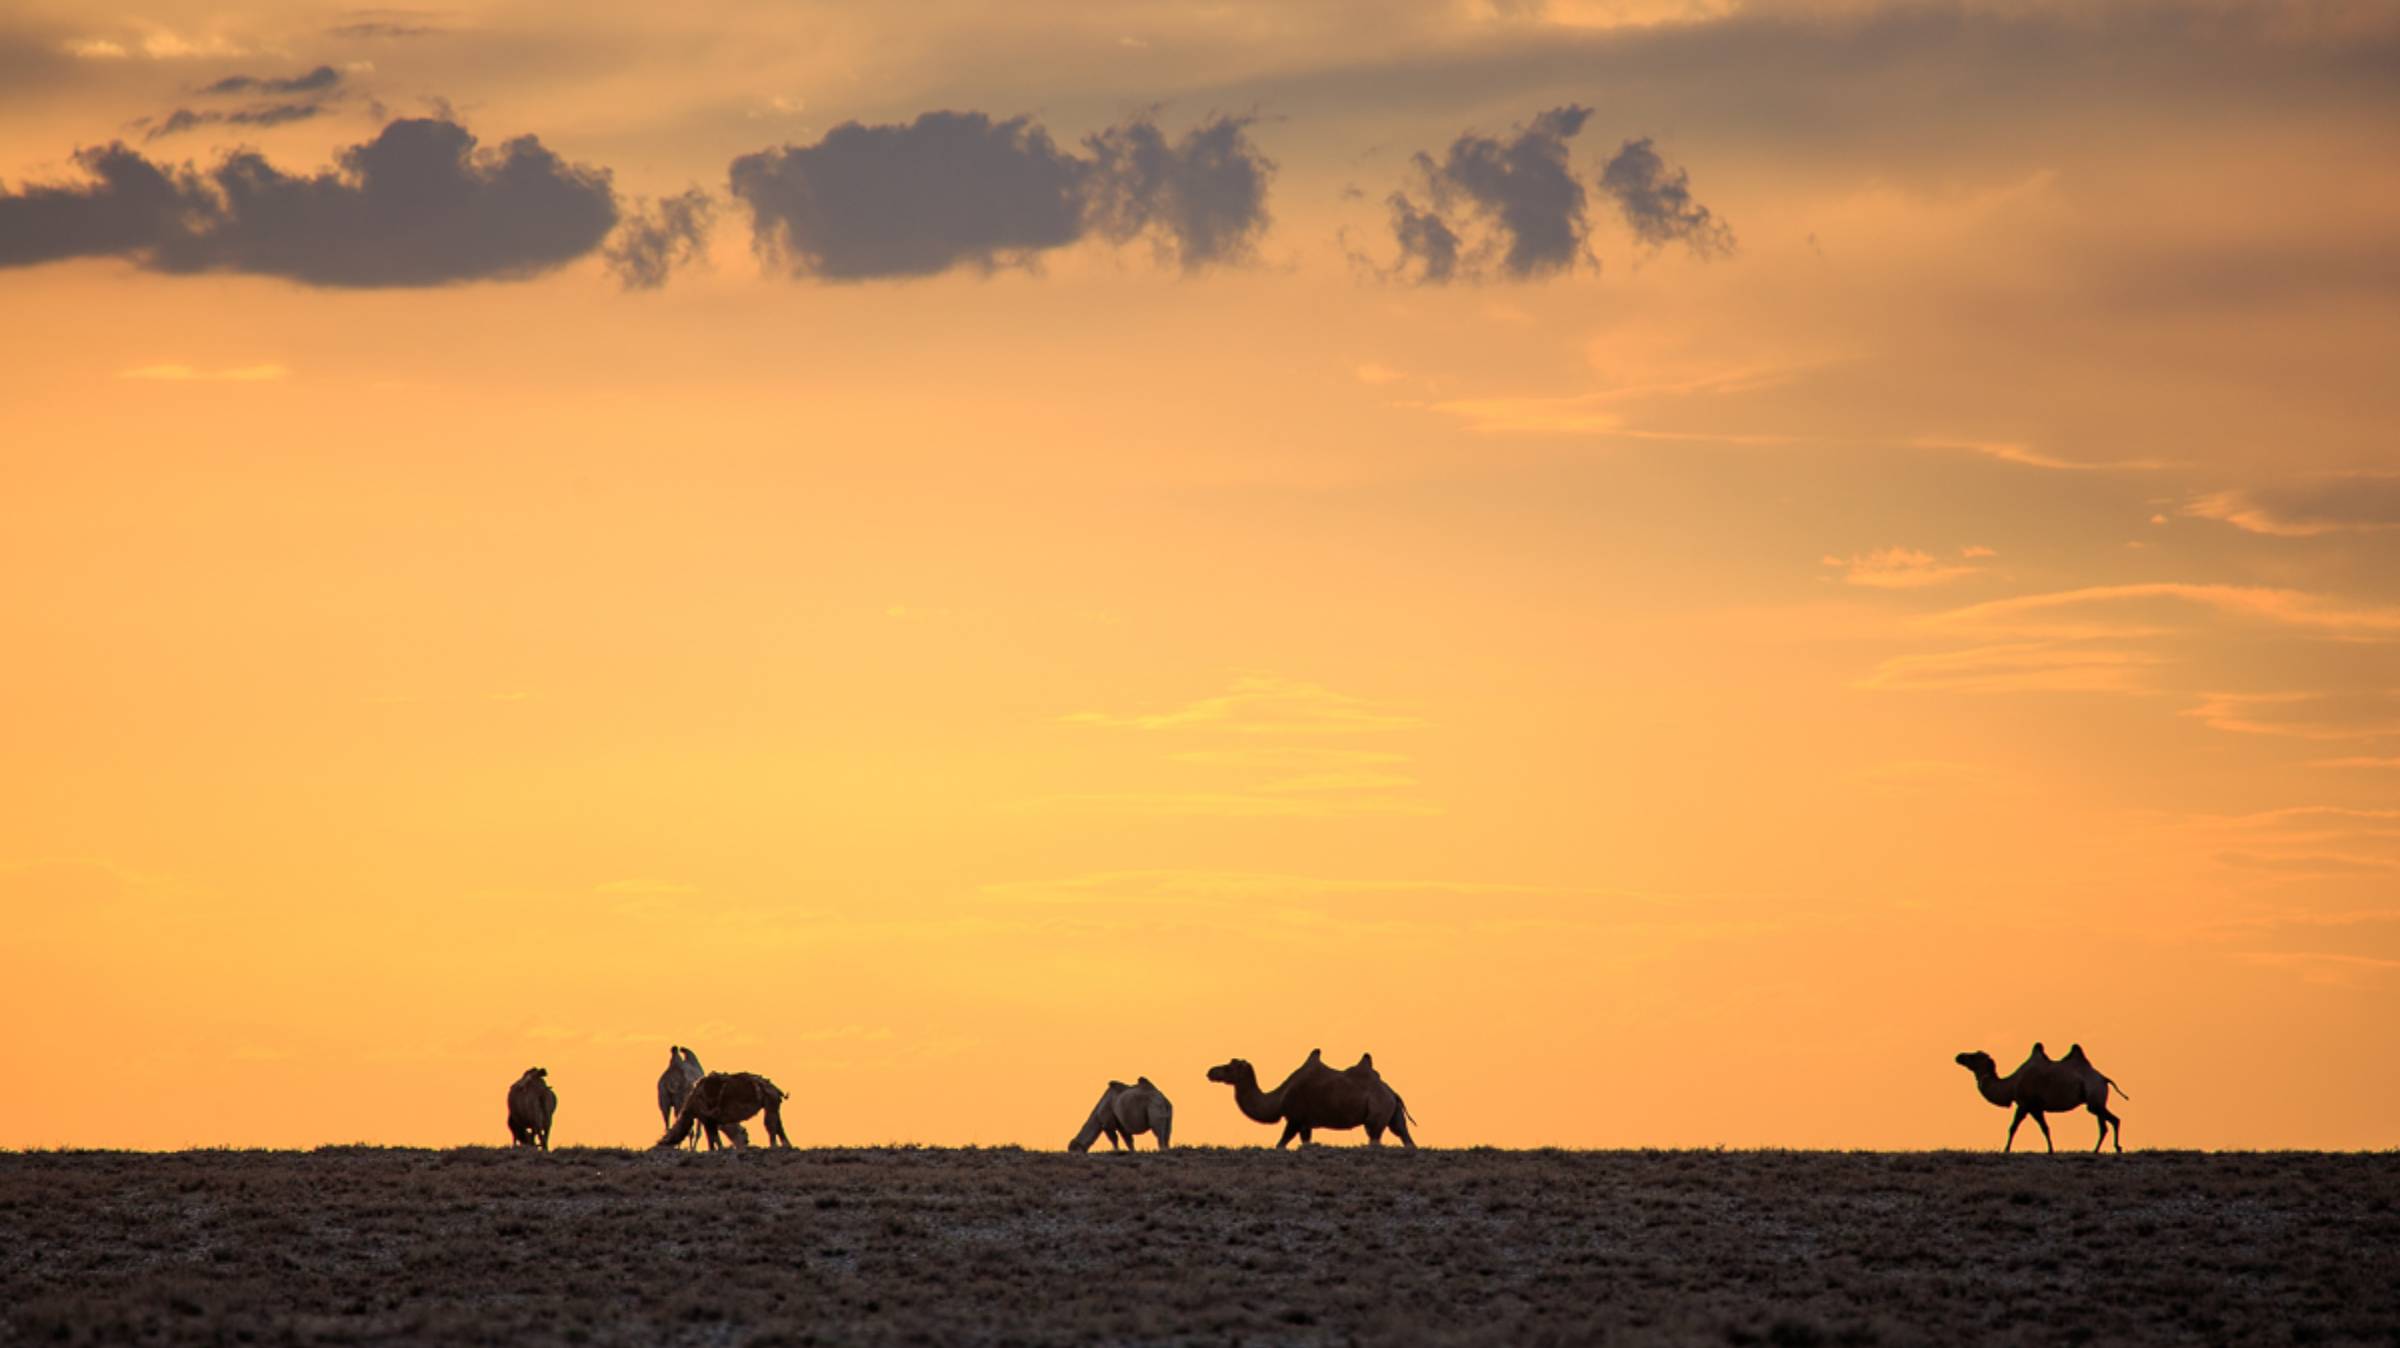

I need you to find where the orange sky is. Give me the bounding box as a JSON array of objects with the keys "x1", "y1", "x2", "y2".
[{"x1": 3, "y1": 0, "x2": 2397, "y2": 1150}]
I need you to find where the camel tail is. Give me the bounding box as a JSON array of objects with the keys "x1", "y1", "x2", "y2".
[{"x1": 2106, "y1": 1075, "x2": 2131, "y2": 1101}]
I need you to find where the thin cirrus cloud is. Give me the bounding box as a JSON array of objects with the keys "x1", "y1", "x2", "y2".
[
  {"x1": 0, "y1": 118, "x2": 618, "y2": 286},
  {"x1": 1046, "y1": 675, "x2": 1432, "y2": 818},
  {"x1": 2184, "y1": 476, "x2": 2400, "y2": 537},
  {"x1": 1822, "y1": 545, "x2": 1991, "y2": 589},
  {"x1": 727, "y1": 110, "x2": 1273, "y2": 281},
  {"x1": 118, "y1": 362, "x2": 289, "y2": 381}
]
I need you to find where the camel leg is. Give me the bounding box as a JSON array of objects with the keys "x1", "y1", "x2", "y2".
[
  {"x1": 2005, "y1": 1104, "x2": 2028, "y2": 1152},
  {"x1": 1390, "y1": 1109, "x2": 1417, "y2": 1151},
  {"x1": 2098, "y1": 1107, "x2": 2123, "y2": 1154},
  {"x1": 1276, "y1": 1119, "x2": 1302, "y2": 1149},
  {"x1": 763, "y1": 1103, "x2": 791, "y2": 1148},
  {"x1": 2031, "y1": 1111, "x2": 2053, "y2": 1153}
]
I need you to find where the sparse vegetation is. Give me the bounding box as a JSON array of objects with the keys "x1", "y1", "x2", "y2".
[{"x1": 4, "y1": 1148, "x2": 2395, "y2": 1345}]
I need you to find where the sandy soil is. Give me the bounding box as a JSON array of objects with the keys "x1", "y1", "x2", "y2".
[{"x1": 5, "y1": 1147, "x2": 2395, "y2": 1345}]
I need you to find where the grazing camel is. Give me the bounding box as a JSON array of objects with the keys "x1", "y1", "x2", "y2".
[
  {"x1": 1069, "y1": 1078, "x2": 1174, "y2": 1153},
  {"x1": 1955, "y1": 1042, "x2": 2130, "y2": 1153},
  {"x1": 655, "y1": 1071, "x2": 792, "y2": 1150},
  {"x1": 656, "y1": 1047, "x2": 706, "y2": 1150},
  {"x1": 1207, "y1": 1048, "x2": 1416, "y2": 1149},
  {"x1": 506, "y1": 1067, "x2": 556, "y2": 1151}
]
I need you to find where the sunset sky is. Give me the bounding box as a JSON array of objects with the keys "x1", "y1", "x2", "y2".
[{"x1": 4, "y1": 0, "x2": 2397, "y2": 1151}]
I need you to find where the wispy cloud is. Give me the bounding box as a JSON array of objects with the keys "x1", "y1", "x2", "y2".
[
  {"x1": 1823, "y1": 545, "x2": 1989, "y2": 589},
  {"x1": 1064, "y1": 674, "x2": 1425, "y2": 735},
  {"x1": 1910, "y1": 437, "x2": 2175, "y2": 472},
  {"x1": 1857, "y1": 642, "x2": 2159, "y2": 694},
  {"x1": 117, "y1": 362, "x2": 290, "y2": 381},
  {"x1": 1921, "y1": 584, "x2": 2400, "y2": 642},
  {"x1": 2184, "y1": 474, "x2": 2400, "y2": 537},
  {"x1": 2183, "y1": 692, "x2": 2400, "y2": 742}
]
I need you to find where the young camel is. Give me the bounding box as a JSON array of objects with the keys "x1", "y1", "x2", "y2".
[
  {"x1": 655, "y1": 1047, "x2": 706, "y2": 1151},
  {"x1": 1955, "y1": 1042, "x2": 2130, "y2": 1153},
  {"x1": 1068, "y1": 1078, "x2": 1174, "y2": 1153}
]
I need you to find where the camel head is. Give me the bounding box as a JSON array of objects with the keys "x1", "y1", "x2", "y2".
[
  {"x1": 519, "y1": 1067, "x2": 548, "y2": 1085},
  {"x1": 1205, "y1": 1058, "x2": 1252, "y2": 1087},
  {"x1": 1954, "y1": 1050, "x2": 1995, "y2": 1077}
]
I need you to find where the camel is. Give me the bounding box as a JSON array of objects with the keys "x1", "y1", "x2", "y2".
[
  {"x1": 655, "y1": 1071, "x2": 792, "y2": 1150},
  {"x1": 656, "y1": 1046, "x2": 706, "y2": 1150},
  {"x1": 1955, "y1": 1042, "x2": 2130, "y2": 1153},
  {"x1": 1207, "y1": 1048, "x2": 1416, "y2": 1149},
  {"x1": 1069, "y1": 1077, "x2": 1174, "y2": 1152},
  {"x1": 506, "y1": 1067, "x2": 556, "y2": 1151}
]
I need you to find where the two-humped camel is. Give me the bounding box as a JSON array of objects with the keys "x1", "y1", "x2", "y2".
[
  {"x1": 1207, "y1": 1049, "x2": 1416, "y2": 1148},
  {"x1": 506, "y1": 1067, "x2": 556, "y2": 1151},
  {"x1": 656, "y1": 1047, "x2": 706, "y2": 1151},
  {"x1": 1955, "y1": 1042, "x2": 2130, "y2": 1153},
  {"x1": 655, "y1": 1071, "x2": 793, "y2": 1150},
  {"x1": 1069, "y1": 1078, "x2": 1174, "y2": 1152}
]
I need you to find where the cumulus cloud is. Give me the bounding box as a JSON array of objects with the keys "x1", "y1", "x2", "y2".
[
  {"x1": 1388, "y1": 104, "x2": 1595, "y2": 282},
  {"x1": 0, "y1": 118, "x2": 618, "y2": 286},
  {"x1": 202, "y1": 65, "x2": 342, "y2": 96},
  {"x1": 728, "y1": 110, "x2": 1273, "y2": 280},
  {"x1": 605, "y1": 188, "x2": 714, "y2": 290},
  {"x1": 1596, "y1": 136, "x2": 1733, "y2": 255}
]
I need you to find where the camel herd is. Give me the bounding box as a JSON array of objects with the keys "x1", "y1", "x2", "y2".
[{"x1": 504, "y1": 1040, "x2": 2129, "y2": 1154}]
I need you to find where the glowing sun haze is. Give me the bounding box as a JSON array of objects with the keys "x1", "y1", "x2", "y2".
[{"x1": 3, "y1": 0, "x2": 2396, "y2": 1150}]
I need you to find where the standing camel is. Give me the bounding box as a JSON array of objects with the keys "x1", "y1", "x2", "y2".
[
  {"x1": 656, "y1": 1071, "x2": 793, "y2": 1150},
  {"x1": 1206, "y1": 1048, "x2": 1416, "y2": 1148},
  {"x1": 1069, "y1": 1078, "x2": 1174, "y2": 1152},
  {"x1": 506, "y1": 1067, "x2": 556, "y2": 1151},
  {"x1": 1955, "y1": 1042, "x2": 2129, "y2": 1153},
  {"x1": 656, "y1": 1046, "x2": 705, "y2": 1150}
]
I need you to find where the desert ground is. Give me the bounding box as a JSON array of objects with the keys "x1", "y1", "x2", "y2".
[{"x1": 5, "y1": 1148, "x2": 2395, "y2": 1346}]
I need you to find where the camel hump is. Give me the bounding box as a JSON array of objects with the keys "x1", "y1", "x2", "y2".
[
  {"x1": 1306, "y1": 1047, "x2": 1324, "y2": 1063},
  {"x1": 2030, "y1": 1041, "x2": 2051, "y2": 1058},
  {"x1": 1107, "y1": 1079, "x2": 1130, "y2": 1091},
  {"x1": 1135, "y1": 1076, "x2": 1153, "y2": 1088},
  {"x1": 2065, "y1": 1042, "x2": 2089, "y2": 1062},
  {"x1": 1357, "y1": 1052, "x2": 1374, "y2": 1069}
]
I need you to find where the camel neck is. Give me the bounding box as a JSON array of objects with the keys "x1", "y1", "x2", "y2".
[
  {"x1": 1231, "y1": 1068, "x2": 1285, "y2": 1123},
  {"x1": 1976, "y1": 1068, "x2": 2015, "y2": 1108}
]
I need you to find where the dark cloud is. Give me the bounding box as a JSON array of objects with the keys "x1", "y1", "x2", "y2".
[
  {"x1": 1596, "y1": 137, "x2": 1732, "y2": 255},
  {"x1": 727, "y1": 110, "x2": 1273, "y2": 280},
  {"x1": 202, "y1": 65, "x2": 343, "y2": 97},
  {"x1": 606, "y1": 188, "x2": 714, "y2": 290},
  {"x1": 145, "y1": 102, "x2": 327, "y2": 142},
  {"x1": 0, "y1": 146, "x2": 194, "y2": 270},
  {"x1": 1084, "y1": 116, "x2": 1274, "y2": 270},
  {"x1": 1387, "y1": 104, "x2": 1593, "y2": 282},
  {"x1": 329, "y1": 21, "x2": 439, "y2": 39},
  {"x1": 328, "y1": 8, "x2": 443, "y2": 40},
  {"x1": 2187, "y1": 475, "x2": 2400, "y2": 537},
  {"x1": 0, "y1": 118, "x2": 617, "y2": 287},
  {"x1": 1384, "y1": 192, "x2": 1460, "y2": 284}
]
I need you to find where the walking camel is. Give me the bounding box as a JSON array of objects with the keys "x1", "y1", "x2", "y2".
[
  {"x1": 1207, "y1": 1048, "x2": 1416, "y2": 1148},
  {"x1": 1069, "y1": 1078, "x2": 1174, "y2": 1152},
  {"x1": 506, "y1": 1067, "x2": 556, "y2": 1151},
  {"x1": 1955, "y1": 1042, "x2": 2129, "y2": 1153}
]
